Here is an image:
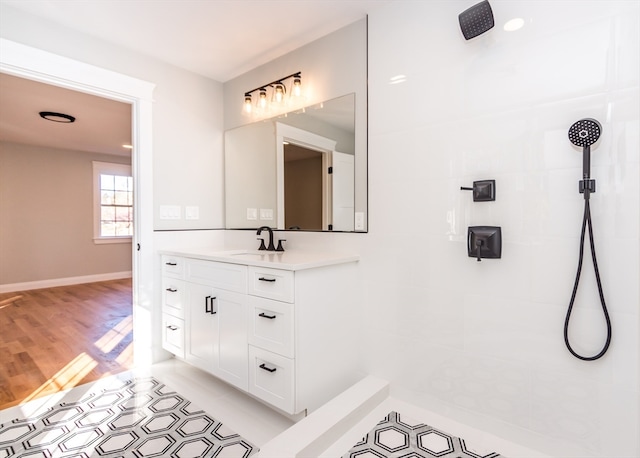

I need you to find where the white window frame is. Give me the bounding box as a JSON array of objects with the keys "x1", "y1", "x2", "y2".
[{"x1": 93, "y1": 161, "x2": 133, "y2": 244}]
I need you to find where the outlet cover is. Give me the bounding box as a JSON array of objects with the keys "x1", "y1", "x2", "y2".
[
  {"x1": 247, "y1": 208, "x2": 257, "y2": 220},
  {"x1": 185, "y1": 206, "x2": 199, "y2": 220},
  {"x1": 355, "y1": 212, "x2": 365, "y2": 230}
]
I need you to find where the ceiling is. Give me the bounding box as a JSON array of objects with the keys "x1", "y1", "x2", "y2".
[
  {"x1": 0, "y1": 0, "x2": 388, "y2": 156},
  {"x1": 0, "y1": 73, "x2": 133, "y2": 156}
]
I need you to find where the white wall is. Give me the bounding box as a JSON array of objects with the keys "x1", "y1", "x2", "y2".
[
  {"x1": 0, "y1": 5, "x2": 225, "y2": 231},
  {"x1": 226, "y1": 1, "x2": 640, "y2": 457},
  {"x1": 0, "y1": 142, "x2": 132, "y2": 286},
  {"x1": 368, "y1": 1, "x2": 639, "y2": 456}
]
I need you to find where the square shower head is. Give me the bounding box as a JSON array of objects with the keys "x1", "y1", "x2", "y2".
[{"x1": 459, "y1": 0, "x2": 495, "y2": 40}]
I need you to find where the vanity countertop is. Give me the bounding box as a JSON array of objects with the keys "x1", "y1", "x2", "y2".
[{"x1": 159, "y1": 249, "x2": 359, "y2": 271}]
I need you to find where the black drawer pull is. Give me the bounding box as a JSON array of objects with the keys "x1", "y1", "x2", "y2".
[
  {"x1": 258, "y1": 277, "x2": 276, "y2": 282},
  {"x1": 258, "y1": 312, "x2": 276, "y2": 320},
  {"x1": 165, "y1": 262, "x2": 177, "y2": 266},
  {"x1": 166, "y1": 325, "x2": 178, "y2": 331},
  {"x1": 205, "y1": 296, "x2": 217, "y2": 314},
  {"x1": 166, "y1": 288, "x2": 177, "y2": 292},
  {"x1": 259, "y1": 363, "x2": 277, "y2": 373}
]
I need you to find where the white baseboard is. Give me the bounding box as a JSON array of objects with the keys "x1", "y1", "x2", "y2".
[{"x1": 0, "y1": 271, "x2": 132, "y2": 293}]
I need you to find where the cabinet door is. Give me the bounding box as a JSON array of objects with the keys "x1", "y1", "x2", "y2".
[
  {"x1": 185, "y1": 283, "x2": 218, "y2": 372},
  {"x1": 216, "y1": 290, "x2": 248, "y2": 391}
]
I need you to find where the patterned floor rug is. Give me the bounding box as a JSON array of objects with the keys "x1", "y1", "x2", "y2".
[
  {"x1": 343, "y1": 411, "x2": 504, "y2": 458},
  {"x1": 0, "y1": 376, "x2": 258, "y2": 457}
]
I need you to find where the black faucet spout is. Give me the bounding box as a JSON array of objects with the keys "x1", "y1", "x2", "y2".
[{"x1": 257, "y1": 226, "x2": 276, "y2": 251}]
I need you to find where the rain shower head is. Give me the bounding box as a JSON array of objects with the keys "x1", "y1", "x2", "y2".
[
  {"x1": 459, "y1": 0, "x2": 495, "y2": 40},
  {"x1": 568, "y1": 118, "x2": 602, "y2": 148}
]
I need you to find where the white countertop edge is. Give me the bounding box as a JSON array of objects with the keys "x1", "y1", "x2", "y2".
[{"x1": 158, "y1": 248, "x2": 359, "y2": 271}]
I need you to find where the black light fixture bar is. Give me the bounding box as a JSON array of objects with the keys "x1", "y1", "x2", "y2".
[{"x1": 244, "y1": 71, "x2": 301, "y2": 97}]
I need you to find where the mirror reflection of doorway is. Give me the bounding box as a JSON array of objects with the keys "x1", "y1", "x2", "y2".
[
  {"x1": 283, "y1": 142, "x2": 355, "y2": 231},
  {"x1": 284, "y1": 143, "x2": 323, "y2": 230}
]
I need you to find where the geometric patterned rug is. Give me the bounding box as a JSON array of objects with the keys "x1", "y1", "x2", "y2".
[
  {"x1": 342, "y1": 411, "x2": 504, "y2": 458},
  {"x1": 0, "y1": 376, "x2": 258, "y2": 457}
]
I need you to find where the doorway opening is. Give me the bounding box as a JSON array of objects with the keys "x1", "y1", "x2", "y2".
[{"x1": 0, "y1": 38, "x2": 156, "y2": 409}]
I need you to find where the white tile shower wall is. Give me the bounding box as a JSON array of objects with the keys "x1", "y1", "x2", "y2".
[
  {"x1": 223, "y1": 2, "x2": 638, "y2": 456},
  {"x1": 363, "y1": 1, "x2": 639, "y2": 458}
]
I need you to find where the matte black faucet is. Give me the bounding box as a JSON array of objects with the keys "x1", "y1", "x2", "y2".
[{"x1": 256, "y1": 226, "x2": 276, "y2": 251}]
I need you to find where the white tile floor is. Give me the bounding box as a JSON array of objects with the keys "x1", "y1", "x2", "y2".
[{"x1": 0, "y1": 358, "x2": 294, "y2": 449}]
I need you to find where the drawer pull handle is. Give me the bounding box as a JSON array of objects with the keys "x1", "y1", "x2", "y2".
[
  {"x1": 258, "y1": 277, "x2": 276, "y2": 282},
  {"x1": 166, "y1": 325, "x2": 178, "y2": 331},
  {"x1": 166, "y1": 288, "x2": 177, "y2": 292},
  {"x1": 165, "y1": 262, "x2": 177, "y2": 266},
  {"x1": 259, "y1": 363, "x2": 277, "y2": 373},
  {"x1": 205, "y1": 296, "x2": 217, "y2": 315},
  {"x1": 258, "y1": 312, "x2": 276, "y2": 320}
]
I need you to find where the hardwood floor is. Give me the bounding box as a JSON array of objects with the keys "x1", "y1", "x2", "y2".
[{"x1": 0, "y1": 278, "x2": 133, "y2": 410}]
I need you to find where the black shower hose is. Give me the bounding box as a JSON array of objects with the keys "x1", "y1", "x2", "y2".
[{"x1": 564, "y1": 198, "x2": 612, "y2": 361}]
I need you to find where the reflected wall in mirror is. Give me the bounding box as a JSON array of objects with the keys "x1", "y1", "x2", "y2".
[{"x1": 225, "y1": 93, "x2": 362, "y2": 231}]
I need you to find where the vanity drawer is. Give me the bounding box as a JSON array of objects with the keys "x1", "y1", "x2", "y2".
[
  {"x1": 248, "y1": 345, "x2": 295, "y2": 414},
  {"x1": 249, "y1": 296, "x2": 294, "y2": 358},
  {"x1": 162, "y1": 255, "x2": 184, "y2": 278},
  {"x1": 248, "y1": 267, "x2": 294, "y2": 303},
  {"x1": 186, "y1": 259, "x2": 247, "y2": 293},
  {"x1": 162, "y1": 277, "x2": 185, "y2": 318},
  {"x1": 162, "y1": 314, "x2": 185, "y2": 358}
]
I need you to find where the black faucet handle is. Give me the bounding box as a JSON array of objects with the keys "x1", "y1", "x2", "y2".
[
  {"x1": 276, "y1": 239, "x2": 286, "y2": 252},
  {"x1": 257, "y1": 238, "x2": 267, "y2": 251},
  {"x1": 475, "y1": 239, "x2": 483, "y2": 262}
]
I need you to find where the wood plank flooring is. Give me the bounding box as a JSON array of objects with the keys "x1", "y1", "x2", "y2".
[{"x1": 0, "y1": 278, "x2": 133, "y2": 410}]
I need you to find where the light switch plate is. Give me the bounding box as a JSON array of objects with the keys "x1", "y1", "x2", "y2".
[
  {"x1": 260, "y1": 208, "x2": 273, "y2": 220},
  {"x1": 160, "y1": 205, "x2": 181, "y2": 220}
]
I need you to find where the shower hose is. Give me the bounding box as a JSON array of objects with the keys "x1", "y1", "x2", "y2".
[{"x1": 564, "y1": 197, "x2": 612, "y2": 361}]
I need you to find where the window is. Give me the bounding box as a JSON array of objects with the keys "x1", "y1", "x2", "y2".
[{"x1": 93, "y1": 161, "x2": 133, "y2": 243}]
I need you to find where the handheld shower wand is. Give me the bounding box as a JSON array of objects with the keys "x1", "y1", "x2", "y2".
[
  {"x1": 568, "y1": 118, "x2": 602, "y2": 199},
  {"x1": 564, "y1": 118, "x2": 611, "y2": 361}
]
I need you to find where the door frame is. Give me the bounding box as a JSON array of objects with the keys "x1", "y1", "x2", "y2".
[
  {"x1": 275, "y1": 122, "x2": 336, "y2": 230},
  {"x1": 0, "y1": 38, "x2": 157, "y2": 366}
]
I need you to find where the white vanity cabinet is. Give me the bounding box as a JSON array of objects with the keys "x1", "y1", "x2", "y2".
[
  {"x1": 160, "y1": 250, "x2": 360, "y2": 416},
  {"x1": 161, "y1": 256, "x2": 249, "y2": 391},
  {"x1": 161, "y1": 256, "x2": 186, "y2": 358}
]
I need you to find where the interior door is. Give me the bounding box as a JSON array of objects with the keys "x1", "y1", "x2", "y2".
[{"x1": 331, "y1": 151, "x2": 355, "y2": 231}]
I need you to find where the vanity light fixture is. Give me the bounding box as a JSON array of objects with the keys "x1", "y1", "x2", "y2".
[
  {"x1": 39, "y1": 111, "x2": 76, "y2": 123},
  {"x1": 243, "y1": 71, "x2": 302, "y2": 114}
]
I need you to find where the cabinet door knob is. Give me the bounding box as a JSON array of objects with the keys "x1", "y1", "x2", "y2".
[
  {"x1": 259, "y1": 363, "x2": 277, "y2": 373},
  {"x1": 258, "y1": 277, "x2": 276, "y2": 282},
  {"x1": 258, "y1": 312, "x2": 276, "y2": 320}
]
